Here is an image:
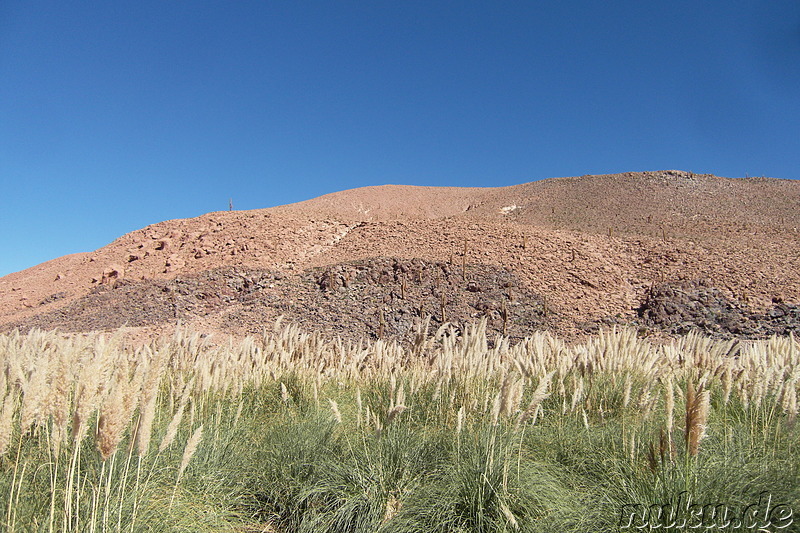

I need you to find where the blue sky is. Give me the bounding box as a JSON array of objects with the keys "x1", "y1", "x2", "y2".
[{"x1": 1, "y1": 1, "x2": 799, "y2": 277}]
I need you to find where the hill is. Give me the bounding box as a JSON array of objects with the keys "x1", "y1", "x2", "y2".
[{"x1": 2, "y1": 170, "x2": 800, "y2": 342}]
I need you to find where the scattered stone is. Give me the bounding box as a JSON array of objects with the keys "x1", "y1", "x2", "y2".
[
  {"x1": 466, "y1": 281, "x2": 482, "y2": 292},
  {"x1": 635, "y1": 280, "x2": 800, "y2": 339},
  {"x1": 101, "y1": 265, "x2": 124, "y2": 284},
  {"x1": 39, "y1": 292, "x2": 67, "y2": 305}
]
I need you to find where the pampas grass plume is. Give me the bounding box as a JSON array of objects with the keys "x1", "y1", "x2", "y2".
[
  {"x1": 0, "y1": 393, "x2": 17, "y2": 456},
  {"x1": 159, "y1": 402, "x2": 186, "y2": 453},
  {"x1": 328, "y1": 399, "x2": 342, "y2": 423},
  {"x1": 96, "y1": 381, "x2": 129, "y2": 460},
  {"x1": 177, "y1": 425, "x2": 203, "y2": 483},
  {"x1": 685, "y1": 382, "x2": 710, "y2": 457}
]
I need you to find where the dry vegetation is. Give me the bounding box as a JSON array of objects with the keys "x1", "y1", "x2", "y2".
[{"x1": 0, "y1": 320, "x2": 798, "y2": 531}]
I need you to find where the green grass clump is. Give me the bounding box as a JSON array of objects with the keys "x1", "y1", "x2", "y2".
[{"x1": 0, "y1": 324, "x2": 797, "y2": 531}]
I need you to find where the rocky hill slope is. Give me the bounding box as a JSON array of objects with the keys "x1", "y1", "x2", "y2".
[{"x1": 2, "y1": 171, "x2": 800, "y2": 343}]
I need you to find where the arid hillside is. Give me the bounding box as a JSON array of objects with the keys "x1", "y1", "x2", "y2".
[{"x1": 2, "y1": 171, "x2": 800, "y2": 342}]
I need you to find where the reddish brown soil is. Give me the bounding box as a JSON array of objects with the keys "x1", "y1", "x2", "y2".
[{"x1": 2, "y1": 171, "x2": 799, "y2": 343}]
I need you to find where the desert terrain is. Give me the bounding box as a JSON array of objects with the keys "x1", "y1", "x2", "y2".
[{"x1": 2, "y1": 170, "x2": 800, "y2": 343}]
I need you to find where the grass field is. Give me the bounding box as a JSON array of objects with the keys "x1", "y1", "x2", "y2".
[{"x1": 0, "y1": 320, "x2": 798, "y2": 532}]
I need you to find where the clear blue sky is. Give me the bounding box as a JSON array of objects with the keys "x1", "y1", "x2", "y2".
[{"x1": 2, "y1": 1, "x2": 799, "y2": 277}]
